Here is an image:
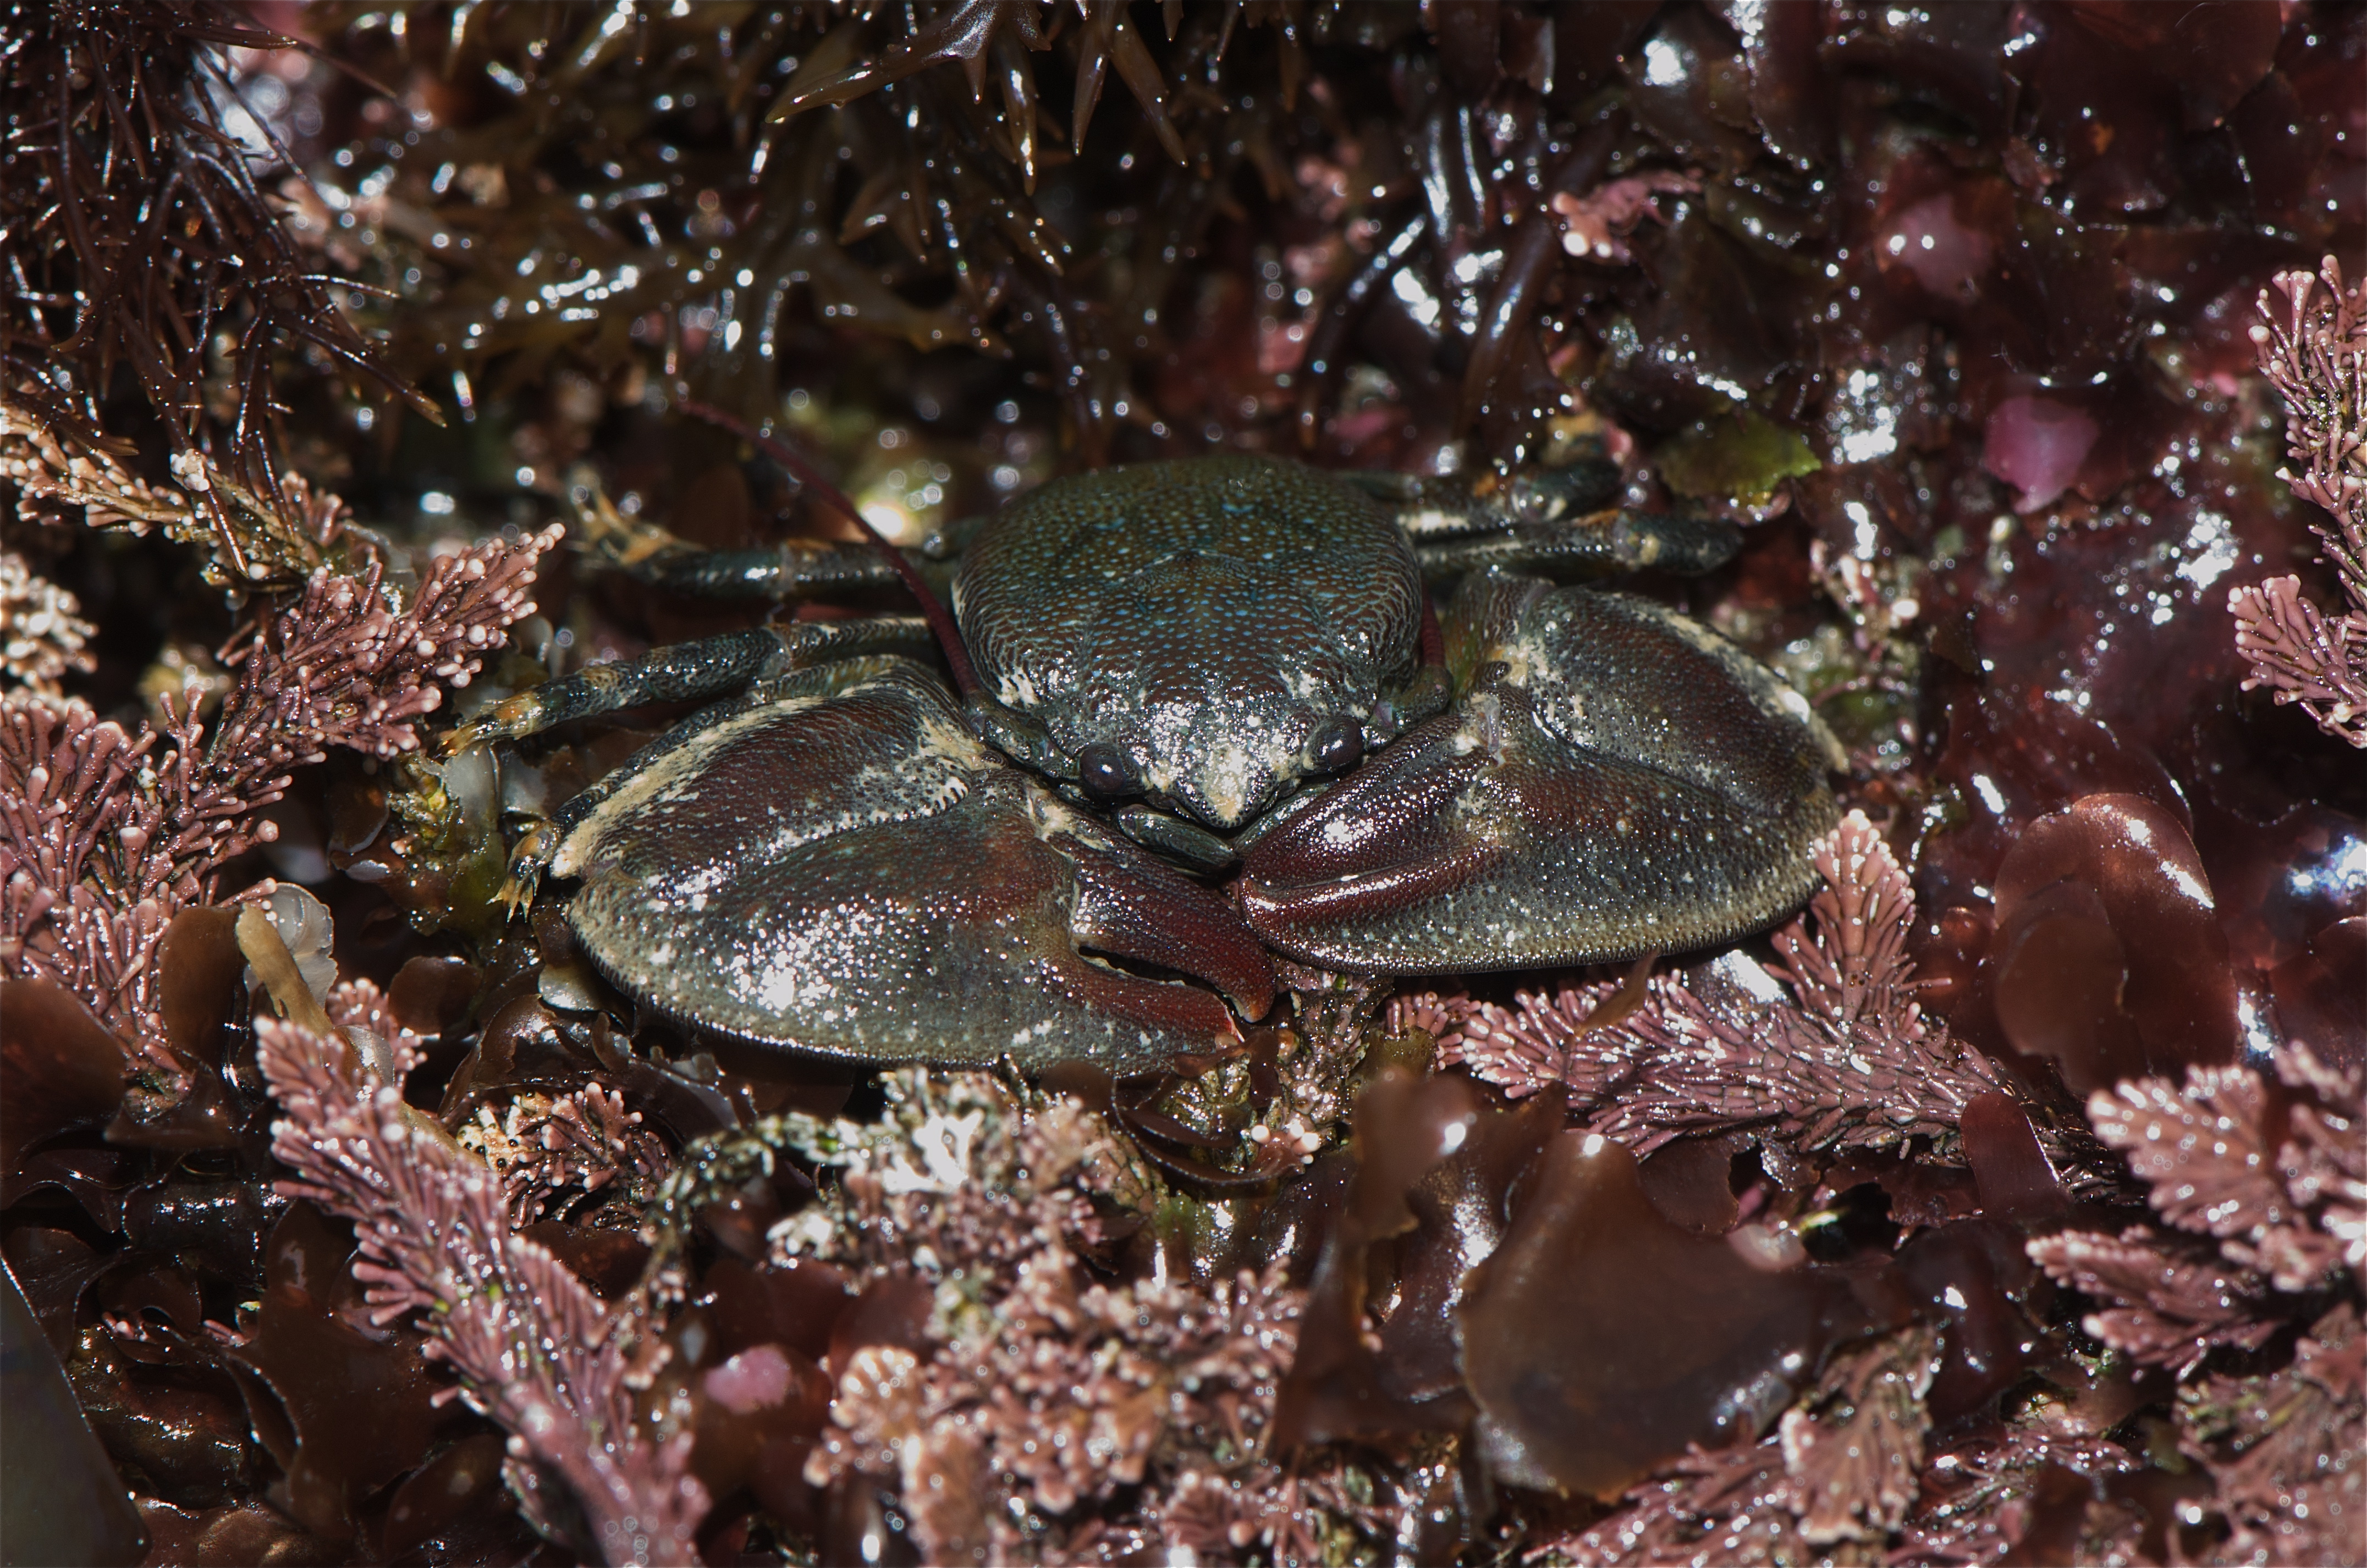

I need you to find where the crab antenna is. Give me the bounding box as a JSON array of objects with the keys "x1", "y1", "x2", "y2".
[
  {"x1": 1419, "y1": 594, "x2": 1445, "y2": 670},
  {"x1": 675, "y1": 396, "x2": 982, "y2": 699}
]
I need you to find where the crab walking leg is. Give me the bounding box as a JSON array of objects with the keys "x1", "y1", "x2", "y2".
[
  {"x1": 1340, "y1": 461, "x2": 1745, "y2": 582},
  {"x1": 450, "y1": 617, "x2": 936, "y2": 748},
  {"x1": 579, "y1": 484, "x2": 964, "y2": 598},
  {"x1": 578, "y1": 483, "x2": 983, "y2": 604},
  {"x1": 1238, "y1": 572, "x2": 1842, "y2": 973},
  {"x1": 613, "y1": 538, "x2": 910, "y2": 600},
  {"x1": 547, "y1": 658, "x2": 1275, "y2": 1072},
  {"x1": 1407, "y1": 505, "x2": 1742, "y2": 581}
]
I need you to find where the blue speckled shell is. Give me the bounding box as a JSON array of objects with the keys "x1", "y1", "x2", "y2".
[{"x1": 952, "y1": 454, "x2": 1425, "y2": 831}]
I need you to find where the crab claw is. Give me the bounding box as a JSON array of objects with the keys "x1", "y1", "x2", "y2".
[
  {"x1": 552, "y1": 660, "x2": 1274, "y2": 1074},
  {"x1": 1240, "y1": 576, "x2": 1840, "y2": 973}
]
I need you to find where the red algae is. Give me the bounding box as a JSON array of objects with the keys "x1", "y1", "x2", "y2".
[
  {"x1": 1980, "y1": 395, "x2": 2100, "y2": 514},
  {"x1": 1989, "y1": 792, "x2": 2241, "y2": 1092},
  {"x1": 0, "y1": 980, "x2": 133, "y2": 1170},
  {"x1": 1460, "y1": 1130, "x2": 1872, "y2": 1500},
  {"x1": 1270, "y1": 1071, "x2": 1488, "y2": 1447},
  {"x1": 219, "y1": 1205, "x2": 460, "y2": 1543}
]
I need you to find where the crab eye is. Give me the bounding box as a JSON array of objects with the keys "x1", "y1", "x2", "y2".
[
  {"x1": 1076, "y1": 743, "x2": 1139, "y2": 801},
  {"x1": 1310, "y1": 719, "x2": 1364, "y2": 775}
]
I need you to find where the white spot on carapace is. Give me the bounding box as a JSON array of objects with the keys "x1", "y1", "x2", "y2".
[{"x1": 1196, "y1": 741, "x2": 1257, "y2": 825}]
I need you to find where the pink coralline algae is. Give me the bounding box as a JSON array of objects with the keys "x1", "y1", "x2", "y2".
[
  {"x1": 1420, "y1": 812, "x2": 2030, "y2": 1168},
  {"x1": 1, "y1": 527, "x2": 558, "y2": 1054},
  {"x1": 257, "y1": 1013, "x2": 708, "y2": 1567},
  {"x1": 2232, "y1": 257, "x2": 2367, "y2": 748}
]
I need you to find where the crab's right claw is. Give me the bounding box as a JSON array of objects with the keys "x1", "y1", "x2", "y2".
[
  {"x1": 551, "y1": 660, "x2": 1275, "y2": 1074},
  {"x1": 1240, "y1": 576, "x2": 1841, "y2": 973}
]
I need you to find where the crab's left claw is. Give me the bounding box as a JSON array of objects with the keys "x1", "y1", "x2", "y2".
[
  {"x1": 1238, "y1": 575, "x2": 1841, "y2": 973},
  {"x1": 551, "y1": 659, "x2": 1275, "y2": 1075}
]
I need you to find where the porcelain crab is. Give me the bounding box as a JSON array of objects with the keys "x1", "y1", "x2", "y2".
[{"x1": 464, "y1": 440, "x2": 1840, "y2": 1075}]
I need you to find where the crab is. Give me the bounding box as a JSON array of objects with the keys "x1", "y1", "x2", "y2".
[{"x1": 460, "y1": 437, "x2": 1841, "y2": 1078}]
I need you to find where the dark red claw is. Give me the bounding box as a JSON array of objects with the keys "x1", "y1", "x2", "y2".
[
  {"x1": 1241, "y1": 841, "x2": 1513, "y2": 932},
  {"x1": 1244, "y1": 713, "x2": 1483, "y2": 878},
  {"x1": 1063, "y1": 835, "x2": 1278, "y2": 1019}
]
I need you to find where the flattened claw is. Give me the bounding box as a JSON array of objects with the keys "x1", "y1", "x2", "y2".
[
  {"x1": 550, "y1": 659, "x2": 1273, "y2": 1073},
  {"x1": 1240, "y1": 575, "x2": 1840, "y2": 973}
]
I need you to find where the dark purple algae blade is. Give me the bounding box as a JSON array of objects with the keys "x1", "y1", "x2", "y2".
[
  {"x1": 2, "y1": 1256, "x2": 147, "y2": 1566},
  {"x1": 1458, "y1": 1130, "x2": 1875, "y2": 1499}
]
